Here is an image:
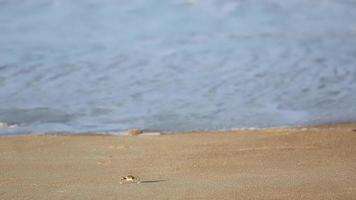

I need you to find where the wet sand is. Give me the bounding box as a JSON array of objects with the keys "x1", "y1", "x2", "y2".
[{"x1": 1, "y1": 123, "x2": 356, "y2": 200}]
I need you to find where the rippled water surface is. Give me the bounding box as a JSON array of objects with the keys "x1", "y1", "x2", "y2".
[{"x1": 1, "y1": 0, "x2": 356, "y2": 135}]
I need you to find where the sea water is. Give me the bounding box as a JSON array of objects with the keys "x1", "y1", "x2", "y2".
[{"x1": 1, "y1": 0, "x2": 356, "y2": 135}]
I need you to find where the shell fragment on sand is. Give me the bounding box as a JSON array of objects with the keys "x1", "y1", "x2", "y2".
[{"x1": 120, "y1": 175, "x2": 141, "y2": 184}]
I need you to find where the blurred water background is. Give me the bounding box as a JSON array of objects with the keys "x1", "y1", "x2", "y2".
[{"x1": 1, "y1": 0, "x2": 356, "y2": 135}]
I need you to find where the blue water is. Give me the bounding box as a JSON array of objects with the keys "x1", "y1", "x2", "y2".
[{"x1": 1, "y1": 0, "x2": 356, "y2": 135}]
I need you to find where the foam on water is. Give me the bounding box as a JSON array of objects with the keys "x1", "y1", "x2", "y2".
[{"x1": 1, "y1": 0, "x2": 356, "y2": 135}]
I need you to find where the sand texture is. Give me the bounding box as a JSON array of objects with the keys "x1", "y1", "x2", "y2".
[{"x1": 1, "y1": 124, "x2": 356, "y2": 200}]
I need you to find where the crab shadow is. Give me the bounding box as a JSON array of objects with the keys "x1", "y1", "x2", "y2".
[{"x1": 140, "y1": 180, "x2": 167, "y2": 184}]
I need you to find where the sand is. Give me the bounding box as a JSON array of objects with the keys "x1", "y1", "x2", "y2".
[{"x1": 1, "y1": 123, "x2": 356, "y2": 200}]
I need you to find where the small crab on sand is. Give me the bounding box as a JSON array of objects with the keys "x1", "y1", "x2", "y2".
[
  {"x1": 127, "y1": 129, "x2": 143, "y2": 136},
  {"x1": 120, "y1": 174, "x2": 141, "y2": 184}
]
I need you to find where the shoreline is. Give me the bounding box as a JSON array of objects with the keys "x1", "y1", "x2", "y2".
[
  {"x1": 1, "y1": 123, "x2": 356, "y2": 199},
  {"x1": 1, "y1": 121, "x2": 356, "y2": 137}
]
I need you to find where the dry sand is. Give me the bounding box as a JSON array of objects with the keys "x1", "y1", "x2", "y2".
[{"x1": 1, "y1": 123, "x2": 356, "y2": 200}]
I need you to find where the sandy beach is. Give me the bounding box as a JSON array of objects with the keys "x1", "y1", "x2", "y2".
[{"x1": 1, "y1": 123, "x2": 356, "y2": 200}]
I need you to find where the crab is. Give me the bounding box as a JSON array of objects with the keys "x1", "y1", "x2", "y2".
[
  {"x1": 127, "y1": 129, "x2": 143, "y2": 136},
  {"x1": 120, "y1": 174, "x2": 141, "y2": 184}
]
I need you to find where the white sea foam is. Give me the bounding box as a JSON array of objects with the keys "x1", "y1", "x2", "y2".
[{"x1": 0, "y1": 0, "x2": 356, "y2": 135}]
